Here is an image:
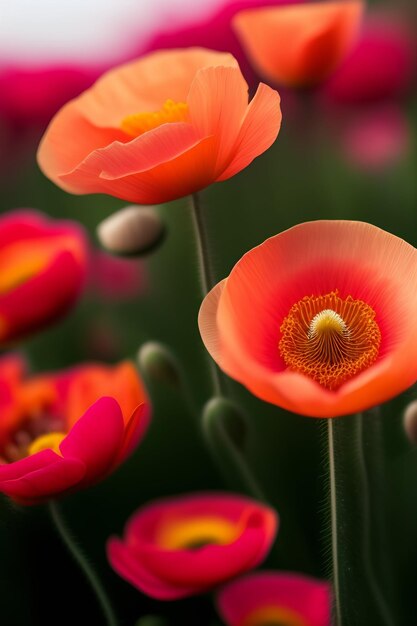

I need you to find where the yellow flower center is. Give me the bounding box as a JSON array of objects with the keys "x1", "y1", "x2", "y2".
[
  {"x1": 121, "y1": 99, "x2": 189, "y2": 137},
  {"x1": 27, "y1": 432, "x2": 66, "y2": 457},
  {"x1": 157, "y1": 516, "x2": 237, "y2": 550},
  {"x1": 243, "y1": 605, "x2": 308, "y2": 626},
  {"x1": 279, "y1": 291, "x2": 381, "y2": 390}
]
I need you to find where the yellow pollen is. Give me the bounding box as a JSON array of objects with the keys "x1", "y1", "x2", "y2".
[
  {"x1": 28, "y1": 432, "x2": 66, "y2": 457},
  {"x1": 121, "y1": 99, "x2": 189, "y2": 137},
  {"x1": 279, "y1": 291, "x2": 381, "y2": 390},
  {"x1": 157, "y1": 516, "x2": 237, "y2": 551},
  {"x1": 308, "y1": 309, "x2": 347, "y2": 338},
  {"x1": 243, "y1": 605, "x2": 308, "y2": 626}
]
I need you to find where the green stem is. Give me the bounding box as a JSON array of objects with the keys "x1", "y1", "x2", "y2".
[
  {"x1": 48, "y1": 500, "x2": 118, "y2": 626},
  {"x1": 189, "y1": 192, "x2": 224, "y2": 397},
  {"x1": 188, "y1": 192, "x2": 266, "y2": 503},
  {"x1": 327, "y1": 415, "x2": 395, "y2": 626}
]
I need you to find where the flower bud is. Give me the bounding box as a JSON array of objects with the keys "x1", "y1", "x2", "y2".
[
  {"x1": 403, "y1": 399, "x2": 417, "y2": 445},
  {"x1": 137, "y1": 341, "x2": 180, "y2": 387},
  {"x1": 203, "y1": 397, "x2": 247, "y2": 450},
  {"x1": 135, "y1": 617, "x2": 168, "y2": 626},
  {"x1": 97, "y1": 205, "x2": 165, "y2": 256}
]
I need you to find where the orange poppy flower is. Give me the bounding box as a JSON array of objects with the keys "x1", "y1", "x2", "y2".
[
  {"x1": 233, "y1": 0, "x2": 364, "y2": 87},
  {"x1": 199, "y1": 221, "x2": 417, "y2": 418},
  {"x1": 37, "y1": 49, "x2": 281, "y2": 204}
]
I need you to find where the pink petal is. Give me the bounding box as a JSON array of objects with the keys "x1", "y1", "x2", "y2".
[
  {"x1": 60, "y1": 397, "x2": 125, "y2": 485},
  {"x1": 107, "y1": 537, "x2": 196, "y2": 600}
]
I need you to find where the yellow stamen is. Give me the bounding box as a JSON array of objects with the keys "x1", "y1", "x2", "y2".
[
  {"x1": 121, "y1": 99, "x2": 189, "y2": 137},
  {"x1": 28, "y1": 432, "x2": 66, "y2": 457},
  {"x1": 243, "y1": 605, "x2": 308, "y2": 626},
  {"x1": 157, "y1": 516, "x2": 237, "y2": 550},
  {"x1": 279, "y1": 291, "x2": 381, "y2": 390}
]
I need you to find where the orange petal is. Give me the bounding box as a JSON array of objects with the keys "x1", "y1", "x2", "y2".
[
  {"x1": 187, "y1": 66, "x2": 249, "y2": 176},
  {"x1": 37, "y1": 101, "x2": 126, "y2": 192},
  {"x1": 59, "y1": 123, "x2": 217, "y2": 203},
  {"x1": 76, "y1": 48, "x2": 238, "y2": 129},
  {"x1": 233, "y1": 0, "x2": 364, "y2": 87},
  {"x1": 216, "y1": 83, "x2": 282, "y2": 182}
]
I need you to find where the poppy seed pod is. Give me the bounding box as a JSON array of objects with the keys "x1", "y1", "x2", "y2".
[
  {"x1": 97, "y1": 206, "x2": 165, "y2": 256},
  {"x1": 403, "y1": 400, "x2": 417, "y2": 445}
]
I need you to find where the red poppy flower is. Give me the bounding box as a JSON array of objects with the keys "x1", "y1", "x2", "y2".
[
  {"x1": 199, "y1": 221, "x2": 417, "y2": 417},
  {"x1": 0, "y1": 210, "x2": 88, "y2": 343},
  {"x1": 37, "y1": 48, "x2": 281, "y2": 204},
  {"x1": 0, "y1": 356, "x2": 150, "y2": 505},
  {"x1": 107, "y1": 492, "x2": 277, "y2": 599}
]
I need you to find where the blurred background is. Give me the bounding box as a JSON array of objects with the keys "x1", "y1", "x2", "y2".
[{"x1": 1, "y1": 0, "x2": 417, "y2": 624}]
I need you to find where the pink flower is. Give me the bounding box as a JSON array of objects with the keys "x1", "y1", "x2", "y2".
[
  {"x1": 0, "y1": 65, "x2": 100, "y2": 131},
  {"x1": 217, "y1": 571, "x2": 331, "y2": 626},
  {"x1": 0, "y1": 357, "x2": 150, "y2": 505},
  {"x1": 90, "y1": 251, "x2": 146, "y2": 301},
  {"x1": 0, "y1": 210, "x2": 88, "y2": 343},
  {"x1": 341, "y1": 105, "x2": 410, "y2": 171},
  {"x1": 107, "y1": 492, "x2": 278, "y2": 600},
  {"x1": 323, "y1": 13, "x2": 416, "y2": 104}
]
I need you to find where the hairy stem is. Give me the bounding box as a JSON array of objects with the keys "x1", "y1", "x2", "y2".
[
  {"x1": 48, "y1": 500, "x2": 118, "y2": 626},
  {"x1": 327, "y1": 415, "x2": 395, "y2": 626}
]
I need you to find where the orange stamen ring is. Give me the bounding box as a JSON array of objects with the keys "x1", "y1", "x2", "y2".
[
  {"x1": 121, "y1": 99, "x2": 189, "y2": 137},
  {"x1": 279, "y1": 291, "x2": 381, "y2": 390}
]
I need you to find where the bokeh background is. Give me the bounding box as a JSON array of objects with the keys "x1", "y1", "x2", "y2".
[{"x1": 1, "y1": 0, "x2": 417, "y2": 624}]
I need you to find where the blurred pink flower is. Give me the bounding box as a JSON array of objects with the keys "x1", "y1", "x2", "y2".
[
  {"x1": 217, "y1": 570, "x2": 331, "y2": 626},
  {"x1": 90, "y1": 251, "x2": 146, "y2": 302},
  {"x1": 341, "y1": 105, "x2": 410, "y2": 171},
  {"x1": 0, "y1": 65, "x2": 101, "y2": 131},
  {"x1": 323, "y1": 13, "x2": 416, "y2": 104},
  {"x1": 138, "y1": 0, "x2": 300, "y2": 83}
]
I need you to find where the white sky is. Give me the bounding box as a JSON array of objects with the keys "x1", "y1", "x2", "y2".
[{"x1": 0, "y1": 0, "x2": 223, "y2": 65}]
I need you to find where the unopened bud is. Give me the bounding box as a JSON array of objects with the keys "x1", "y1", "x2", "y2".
[
  {"x1": 203, "y1": 397, "x2": 247, "y2": 451},
  {"x1": 137, "y1": 341, "x2": 180, "y2": 387},
  {"x1": 97, "y1": 205, "x2": 165, "y2": 256},
  {"x1": 404, "y1": 400, "x2": 417, "y2": 445},
  {"x1": 135, "y1": 617, "x2": 168, "y2": 626}
]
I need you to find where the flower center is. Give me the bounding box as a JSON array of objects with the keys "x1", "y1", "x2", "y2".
[
  {"x1": 243, "y1": 605, "x2": 308, "y2": 626},
  {"x1": 121, "y1": 99, "x2": 189, "y2": 137},
  {"x1": 157, "y1": 516, "x2": 237, "y2": 551},
  {"x1": 279, "y1": 291, "x2": 381, "y2": 390},
  {"x1": 27, "y1": 431, "x2": 66, "y2": 457}
]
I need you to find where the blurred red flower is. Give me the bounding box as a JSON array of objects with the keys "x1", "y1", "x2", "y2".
[
  {"x1": 0, "y1": 210, "x2": 88, "y2": 343},
  {"x1": 107, "y1": 492, "x2": 277, "y2": 599},
  {"x1": 0, "y1": 357, "x2": 150, "y2": 504},
  {"x1": 217, "y1": 570, "x2": 331, "y2": 626},
  {"x1": 90, "y1": 251, "x2": 146, "y2": 302},
  {"x1": 0, "y1": 65, "x2": 100, "y2": 132}
]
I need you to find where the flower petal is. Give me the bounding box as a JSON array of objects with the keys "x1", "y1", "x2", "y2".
[
  {"x1": 59, "y1": 124, "x2": 217, "y2": 204},
  {"x1": 217, "y1": 571, "x2": 331, "y2": 626},
  {"x1": 115, "y1": 403, "x2": 151, "y2": 465},
  {"x1": 77, "y1": 48, "x2": 239, "y2": 129},
  {"x1": 0, "y1": 449, "x2": 85, "y2": 504},
  {"x1": 216, "y1": 83, "x2": 282, "y2": 181},
  {"x1": 188, "y1": 65, "x2": 249, "y2": 175},
  {"x1": 59, "y1": 397, "x2": 125, "y2": 485},
  {"x1": 107, "y1": 538, "x2": 196, "y2": 600},
  {"x1": 233, "y1": 1, "x2": 364, "y2": 86},
  {"x1": 0, "y1": 250, "x2": 86, "y2": 342}
]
